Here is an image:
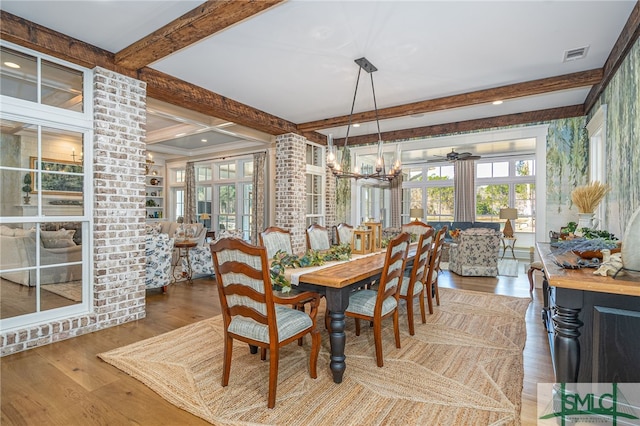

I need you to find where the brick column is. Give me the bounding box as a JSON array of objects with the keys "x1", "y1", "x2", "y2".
[
  {"x1": 93, "y1": 67, "x2": 147, "y2": 326},
  {"x1": 275, "y1": 133, "x2": 307, "y2": 254}
]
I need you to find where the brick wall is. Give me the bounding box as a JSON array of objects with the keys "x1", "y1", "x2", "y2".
[
  {"x1": 1, "y1": 67, "x2": 147, "y2": 356},
  {"x1": 275, "y1": 133, "x2": 307, "y2": 254}
]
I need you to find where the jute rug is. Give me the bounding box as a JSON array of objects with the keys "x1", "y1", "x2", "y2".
[
  {"x1": 41, "y1": 281, "x2": 82, "y2": 302},
  {"x1": 98, "y1": 288, "x2": 530, "y2": 425}
]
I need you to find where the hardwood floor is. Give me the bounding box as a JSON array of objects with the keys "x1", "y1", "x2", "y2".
[{"x1": 1, "y1": 266, "x2": 553, "y2": 425}]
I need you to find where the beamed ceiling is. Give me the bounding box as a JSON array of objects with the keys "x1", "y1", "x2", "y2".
[{"x1": 1, "y1": 1, "x2": 639, "y2": 159}]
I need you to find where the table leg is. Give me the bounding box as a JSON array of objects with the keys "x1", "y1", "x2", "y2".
[
  {"x1": 325, "y1": 287, "x2": 351, "y2": 384},
  {"x1": 184, "y1": 248, "x2": 194, "y2": 285}
]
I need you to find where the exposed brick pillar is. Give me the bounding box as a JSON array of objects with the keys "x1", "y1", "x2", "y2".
[
  {"x1": 325, "y1": 167, "x2": 337, "y2": 239},
  {"x1": 93, "y1": 67, "x2": 147, "y2": 326},
  {"x1": 275, "y1": 133, "x2": 307, "y2": 254}
]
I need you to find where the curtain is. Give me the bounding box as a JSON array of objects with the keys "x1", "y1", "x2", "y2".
[
  {"x1": 390, "y1": 173, "x2": 403, "y2": 228},
  {"x1": 454, "y1": 160, "x2": 475, "y2": 222},
  {"x1": 184, "y1": 161, "x2": 196, "y2": 224},
  {"x1": 251, "y1": 152, "x2": 266, "y2": 244}
]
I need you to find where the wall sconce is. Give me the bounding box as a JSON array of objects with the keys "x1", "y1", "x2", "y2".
[
  {"x1": 71, "y1": 147, "x2": 83, "y2": 164},
  {"x1": 145, "y1": 153, "x2": 155, "y2": 175}
]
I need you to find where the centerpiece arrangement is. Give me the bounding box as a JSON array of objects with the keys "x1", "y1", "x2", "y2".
[
  {"x1": 570, "y1": 181, "x2": 610, "y2": 231},
  {"x1": 270, "y1": 244, "x2": 352, "y2": 292}
]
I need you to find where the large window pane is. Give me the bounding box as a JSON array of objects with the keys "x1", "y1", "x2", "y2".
[
  {"x1": 426, "y1": 186, "x2": 454, "y2": 222},
  {"x1": 476, "y1": 184, "x2": 508, "y2": 220},
  {"x1": 515, "y1": 183, "x2": 535, "y2": 231}
]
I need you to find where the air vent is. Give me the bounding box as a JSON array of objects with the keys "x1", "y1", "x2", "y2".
[{"x1": 563, "y1": 46, "x2": 589, "y2": 62}]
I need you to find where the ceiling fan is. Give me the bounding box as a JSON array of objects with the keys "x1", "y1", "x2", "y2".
[{"x1": 437, "y1": 149, "x2": 481, "y2": 162}]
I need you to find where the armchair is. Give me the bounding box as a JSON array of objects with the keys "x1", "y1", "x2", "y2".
[
  {"x1": 145, "y1": 233, "x2": 175, "y2": 292},
  {"x1": 448, "y1": 228, "x2": 500, "y2": 277}
]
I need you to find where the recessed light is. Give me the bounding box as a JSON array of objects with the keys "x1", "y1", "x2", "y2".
[
  {"x1": 492, "y1": 100, "x2": 503, "y2": 105},
  {"x1": 4, "y1": 61, "x2": 20, "y2": 69},
  {"x1": 353, "y1": 123, "x2": 360, "y2": 128},
  {"x1": 201, "y1": 139, "x2": 207, "y2": 143},
  {"x1": 175, "y1": 133, "x2": 186, "y2": 137}
]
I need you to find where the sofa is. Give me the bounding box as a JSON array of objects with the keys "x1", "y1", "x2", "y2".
[
  {"x1": 428, "y1": 221, "x2": 501, "y2": 242},
  {"x1": 0, "y1": 225, "x2": 83, "y2": 286},
  {"x1": 448, "y1": 228, "x2": 501, "y2": 277}
]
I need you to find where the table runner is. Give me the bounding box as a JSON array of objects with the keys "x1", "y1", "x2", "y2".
[{"x1": 285, "y1": 250, "x2": 383, "y2": 285}]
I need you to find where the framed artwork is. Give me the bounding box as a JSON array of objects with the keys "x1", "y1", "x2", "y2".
[{"x1": 30, "y1": 157, "x2": 83, "y2": 194}]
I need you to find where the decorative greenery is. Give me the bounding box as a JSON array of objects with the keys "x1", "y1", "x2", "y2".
[
  {"x1": 269, "y1": 244, "x2": 352, "y2": 293},
  {"x1": 22, "y1": 173, "x2": 32, "y2": 194},
  {"x1": 551, "y1": 237, "x2": 619, "y2": 255}
]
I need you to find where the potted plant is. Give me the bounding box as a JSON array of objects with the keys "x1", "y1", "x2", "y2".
[{"x1": 22, "y1": 173, "x2": 32, "y2": 204}]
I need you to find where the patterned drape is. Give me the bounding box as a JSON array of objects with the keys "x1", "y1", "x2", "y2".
[
  {"x1": 454, "y1": 160, "x2": 475, "y2": 222},
  {"x1": 184, "y1": 161, "x2": 196, "y2": 224},
  {"x1": 251, "y1": 152, "x2": 266, "y2": 244},
  {"x1": 390, "y1": 173, "x2": 403, "y2": 228}
]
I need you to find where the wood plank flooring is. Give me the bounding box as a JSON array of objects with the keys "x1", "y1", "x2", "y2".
[{"x1": 1, "y1": 266, "x2": 553, "y2": 425}]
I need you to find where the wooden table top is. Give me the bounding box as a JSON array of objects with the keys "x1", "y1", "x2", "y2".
[
  {"x1": 174, "y1": 240, "x2": 197, "y2": 248},
  {"x1": 294, "y1": 245, "x2": 417, "y2": 289},
  {"x1": 536, "y1": 242, "x2": 640, "y2": 297}
]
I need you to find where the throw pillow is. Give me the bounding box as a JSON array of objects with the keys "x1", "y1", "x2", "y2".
[
  {"x1": 145, "y1": 222, "x2": 162, "y2": 235},
  {"x1": 41, "y1": 229, "x2": 76, "y2": 249}
]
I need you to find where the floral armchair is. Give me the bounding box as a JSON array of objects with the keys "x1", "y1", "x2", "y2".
[
  {"x1": 145, "y1": 233, "x2": 174, "y2": 291},
  {"x1": 448, "y1": 228, "x2": 500, "y2": 277}
]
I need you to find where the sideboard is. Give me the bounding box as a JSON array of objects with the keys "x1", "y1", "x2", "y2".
[{"x1": 537, "y1": 242, "x2": 640, "y2": 383}]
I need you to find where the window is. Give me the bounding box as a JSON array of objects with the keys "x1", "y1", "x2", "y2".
[
  {"x1": 0, "y1": 43, "x2": 92, "y2": 329},
  {"x1": 306, "y1": 142, "x2": 325, "y2": 226},
  {"x1": 475, "y1": 157, "x2": 536, "y2": 232},
  {"x1": 403, "y1": 164, "x2": 454, "y2": 224}
]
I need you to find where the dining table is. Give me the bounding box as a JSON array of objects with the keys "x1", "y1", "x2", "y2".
[{"x1": 285, "y1": 246, "x2": 416, "y2": 384}]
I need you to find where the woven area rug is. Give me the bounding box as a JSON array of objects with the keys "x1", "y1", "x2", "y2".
[
  {"x1": 498, "y1": 259, "x2": 520, "y2": 277},
  {"x1": 41, "y1": 281, "x2": 82, "y2": 302},
  {"x1": 98, "y1": 288, "x2": 530, "y2": 425}
]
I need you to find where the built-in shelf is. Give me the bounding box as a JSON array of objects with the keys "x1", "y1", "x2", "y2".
[{"x1": 145, "y1": 175, "x2": 164, "y2": 221}]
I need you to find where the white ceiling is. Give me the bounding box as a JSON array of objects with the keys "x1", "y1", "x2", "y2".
[{"x1": 1, "y1": 0, "x2": 636, "y2": 159}]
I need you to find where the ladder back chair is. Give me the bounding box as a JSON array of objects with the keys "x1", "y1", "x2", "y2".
[
  {"x1": 210, "y1": 237, "x2": 321, "y2": 408},
  {"x1": 345, "y1": 232, "x2": 411, "y2": 367},
  {"x1": 425, "y1": 226, "x2": 447, "y2": 314},
  {"x1": 399, "y1": 227, "x2": 435, "y2": 335}
]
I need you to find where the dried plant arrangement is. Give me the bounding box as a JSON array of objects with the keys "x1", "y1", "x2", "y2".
[{"x1": 571, "y1": 181, "x2": 610, "y2": 213}]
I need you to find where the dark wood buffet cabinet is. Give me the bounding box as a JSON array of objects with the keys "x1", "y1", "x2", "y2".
[{"x1": 537, "y1": 243, "x2": 640, "y2": 383}]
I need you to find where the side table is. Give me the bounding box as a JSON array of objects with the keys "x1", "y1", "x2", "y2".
[
  {"x1": 501, "y1": 237, "x2": 517, "y2": 259},
  {"x1": 173, "y1": 240, "x2": 197, "y2": 284}
]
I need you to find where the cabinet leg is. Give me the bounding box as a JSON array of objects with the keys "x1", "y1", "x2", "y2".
[{"x1": 552, "y1": 305, "x2": 583, "y2": 383}]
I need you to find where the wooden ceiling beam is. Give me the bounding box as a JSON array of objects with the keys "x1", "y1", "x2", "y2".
[
  {"x1": 298, "y1": 70, "x2": 602, "y2": 132},
  {"x1": 115, "y1": 0, "x2": 286, "y2": 69},
  {"x1": 584, "y1": 1, "x2": 640, "y2": 113},
  {"x1": 333, "y1": 105, "x2": 585, "y2": 147},
  {"x1": 140, "y1": 68, "x2": 301, "y2": 137}
]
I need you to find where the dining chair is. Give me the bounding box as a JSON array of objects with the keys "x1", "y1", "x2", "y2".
[
  {"x1": 425, "y1": 225, "x2": 447, "y2": 314},
  {"x1": 306, "y1": 223, "x2": 331, "y2": 251},
  {"x1": 210, "y1": 237, "x2": 321, "y2": 408},
  {"x1": 336, "y1": 223, "x2": 354, "y2": 245},
  {"x1": 259, "y1": 226, "x2": 294, "y2": 259},
  {"x1": 399, "y1": 227, "x2": 434, "y2": 335},
  {"x1": 345, "y1": 232, "x2": 411, "y2": 367},
  {"x1": 401, "y1": 220, "x2": 432, "y2": 238}
]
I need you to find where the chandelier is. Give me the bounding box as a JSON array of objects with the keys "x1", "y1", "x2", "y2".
[{"x1": 326, "y1": 57, "x2": 402, "y2": 182}]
